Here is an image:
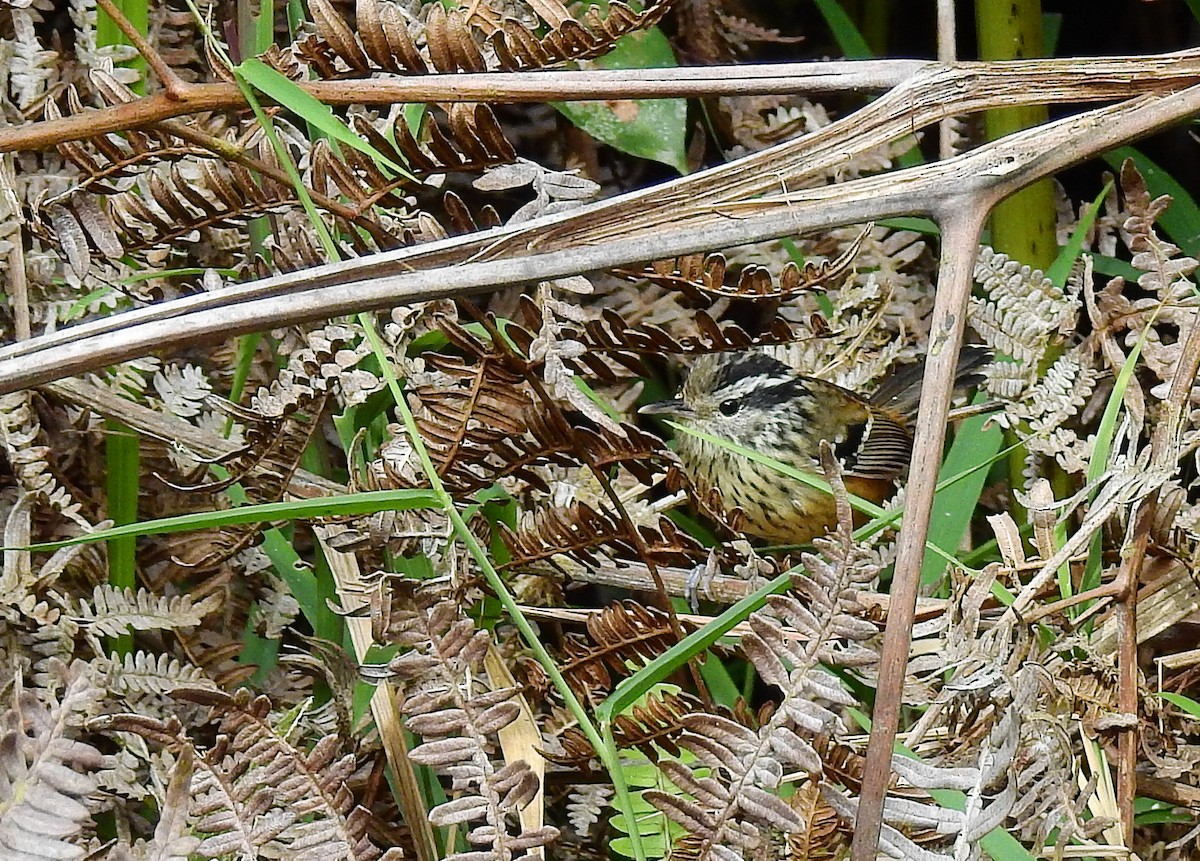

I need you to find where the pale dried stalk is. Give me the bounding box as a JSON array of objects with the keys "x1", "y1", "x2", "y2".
[
  {"x1": 315, "y1": 527, "x2": 440, "y2": 861},
  {"x1": 936, "y1": 0, "x2": 957, "y2": 160},
  {"x1": 3, "y1": 51, "x2": 1198, "y2": 155},
  {"x1": 4, "y1": 70, "x2": 1200, "y2": 391}
]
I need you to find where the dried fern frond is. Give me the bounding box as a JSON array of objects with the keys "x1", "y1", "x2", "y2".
[
  {"x1": 48, "y1": 75, "x2": 226, "y2": 196},
  {"x1": 351, "y1": 104, "x2": 518, "y2": 185},
  {"x1": 969, "y1": 245, "x2": 1097, "y2": 477},
  {"x1": 906, "y1": 567, "x2": 1036, "y2": 745},
  {"x1": 69, "y1": 585, "x2": 216, "y2": 639},
  {"x1": 970, "y1": 244, "x2": 1079, "y2": 380},
  {"x1": 616, "y1": 223, "x2": 870, "y2": 302},
  {"x1": 104, "y1": 747, "x2": 200, "y2": 861},
  {"x1": 645, "y1": 447, "x2": 881, "y2": 861},
  {"x1": 379, "y1": 600, "x2": 559, "y2": 861},
  {"x1": 510, "y1": 296, "x2": 818, "y2": 381},
  {"x1": 823, "y1": 704, "x2": 1018, "y2": 861},
  {"x1": 90, "y1": 651, "x2": 215, "y2": 698},
  {"x1": 553, "y1": 690, "x2": 700, "y2": 770},
  {"x1": 299, "y1": 0, "x2": 675, "y2": 76},
  {"x1": 501, "y1": 501, "x2": 707, "y2": 571},
  {"x1": 2, "y1": 493, "x2": 98, "y2": 615},
  {"x1": 0, "y1": 394, "x2": 87, "y2": 525},
  {"x1": 1118, "y1": 159, "x2": 1200, "y2": 306},
  {"x1": 0, "y1": 659, "x2": 107, "y2": 861},
  {"x1": 558, "y1": 601, "x2": 678, "y2": 703},
  {"x1": 114, "y1": 690, "x2": 404, "y2": 861}
]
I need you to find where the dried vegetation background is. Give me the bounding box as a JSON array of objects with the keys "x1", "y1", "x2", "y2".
[{"x1": 2, "y1": 1, "x2": 1200, "y2": 860}]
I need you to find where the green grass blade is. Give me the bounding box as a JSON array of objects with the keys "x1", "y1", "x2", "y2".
[
  {"x1": 237, "y1": 58, "x2": 415, "y2": 180},
  {"x1": 598, "y1": 570, "x2": 793, "y2": 722},
  {"x1": 105, "y1": 419, "x2": 140, "y2": 655},
  {"x1": 1046, "y1": 181, "x2": 1113, "y2": 288},
  {"x1": 14, "y1": 489, "x2": 440, "y2": 552},
  {"x1": 812, "y1": 0, "x2": 874, "y2": 58}
]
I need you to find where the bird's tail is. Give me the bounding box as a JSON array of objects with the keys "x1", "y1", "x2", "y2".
[{"x1": 868, "y1": 345, "x2": 991, "y2": 419}]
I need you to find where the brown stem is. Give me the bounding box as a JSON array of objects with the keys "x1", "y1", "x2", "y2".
[
  {"x1": 1022, "y1": 579, "x2": 1121, "y2": 623},
  {"x1": 95, "y1": 0, "x2": 190, "y2": 100},
  {"x1": 1107, "y1": 286, "x2": 1200, "y2": 841},
  {"x1": 4, "y1": 83, "x2": 1200, "y2": 393}
]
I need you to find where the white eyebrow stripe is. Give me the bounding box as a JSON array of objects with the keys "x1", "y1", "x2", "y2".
[{"x1": 718, "y1": 373, "x2": 792, "y2": 400}]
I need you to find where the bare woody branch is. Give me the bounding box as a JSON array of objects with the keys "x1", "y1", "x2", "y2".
[{"x1": 2, "y1": 69, "x2": 1198, "y2": 392}]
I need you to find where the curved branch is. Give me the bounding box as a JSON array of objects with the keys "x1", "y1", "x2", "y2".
[{"x1": 3, "y1": 82, "x2": 1199, "y2": 393}]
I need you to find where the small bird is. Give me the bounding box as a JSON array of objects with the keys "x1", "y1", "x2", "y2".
[{"x1": 640, "y1": 347, "x2": 990, "y2": 544}]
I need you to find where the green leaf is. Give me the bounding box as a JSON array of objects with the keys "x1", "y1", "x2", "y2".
[
  {"x1": 812, "y1": 0, "x2": 874, "y2": 58},
  {"x1": 554, "y1": 27, "x2": 687, "y2": 173},
  {"x1": 236, "y1": 58, "x2": 414, "y2": 179},
  {"x1": 1080, "y1": 308, "x2": 1158, "y2": 600},
  {"x1": 1159, "y1": 691, "x2": 1200, "y2": 720},
  {"x1": 919, "y1": 399, "x2": 1004, "y2": 588}
]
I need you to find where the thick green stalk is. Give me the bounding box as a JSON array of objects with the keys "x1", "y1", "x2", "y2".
[
  {"x1": 96, "y1": 0, "x2": 147, "y2": 659},
  {"x1": 976, "y1": 0, "x2": 1058, "y2": 523},
  {"x1": 976, "y1": 0, "x2": 1056, "y2": 268},
  {"x1": 105, "y1": 419, "x2": 139, "y2": 656}
]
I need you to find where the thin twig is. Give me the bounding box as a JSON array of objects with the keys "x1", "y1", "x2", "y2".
[
  {"x1": 3, "y1": 157, "x2": 29, "y2": 341},
  {"x1": 1109, "y1": 295, "x2": 1200, "y2": 841},
  {"x1": 936, "y1": 0, "x2": 957, "y2": 161},
  {"x1": 1022, "y1": 580, "x2": 1122, "y2": 623}
]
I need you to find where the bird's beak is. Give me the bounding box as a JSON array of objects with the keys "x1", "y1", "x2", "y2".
[{"x1": 639, "y1": 399, "x2": 692, "y2": 418}]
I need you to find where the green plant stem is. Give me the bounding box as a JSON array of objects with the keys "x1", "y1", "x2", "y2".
[
  {"x1": 976, "y1": 0, "x2": 1056, "y2": 267},
  {"x1": 104, "y1": 419, "x2": 139, "y2": 657},
  {"x1": 976, "y1": 0, "x2": 1058, "y2": 526},
  {"x1": 16, "y1": 489, "x2": 440, "y2": 553}
]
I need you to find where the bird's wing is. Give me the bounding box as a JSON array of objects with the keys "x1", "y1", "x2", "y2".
[
  {"x1": 868, "y1": 346, "x2": 991, "y2": 419},
  {"x1": 840, "y1": 409, "x2": 913, "y2": 480}
]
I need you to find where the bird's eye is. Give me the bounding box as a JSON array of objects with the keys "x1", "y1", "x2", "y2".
[{"x1": 719, "y1": 399, "x2": 739, "y2": 416}]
